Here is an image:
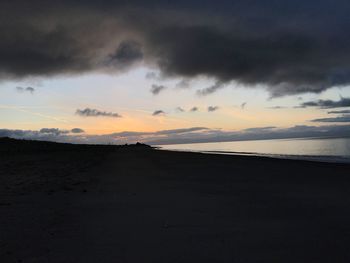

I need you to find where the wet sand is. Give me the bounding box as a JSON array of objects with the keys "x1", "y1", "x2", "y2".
[{"x1": 1, "y1": 138, "x2": 350, "y2": 262}]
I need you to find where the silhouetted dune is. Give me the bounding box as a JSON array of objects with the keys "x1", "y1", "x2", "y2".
[{"x1": 0, "y1": 137, "x2": 152, "y2": 153}]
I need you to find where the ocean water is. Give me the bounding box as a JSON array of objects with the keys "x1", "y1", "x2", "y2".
[{"x1": 158, "y1": 137, "x2": 350, "y2": 163}]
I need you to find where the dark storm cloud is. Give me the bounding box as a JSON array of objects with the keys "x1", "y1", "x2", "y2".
[
  {"x1": 16, "y1": 86, "x2": 35, "y2": 94},
  {"x1": 76, "y1": 108, "x2": 122, "y2": 118},
  {"x1": 299, "y1": 97, "x2": 350, "y2": 108},
  {"x1": 150, "y1": 84, "x2": 167, "y2": 95},
  {"x1": 208, "y1": 106, "x2": 219, "y2": 112},
  {"x1": 148, "y1": 20, "x2": 350, "y2": 96},
  {"x1": 311, "y1": 115, "x2": 350, "y2": 123},
  {"x1": 2, "y1": 1, "x2": 350, "y2": 96},
  {"x1": 152, "y1": 110, "x2": 165, "y2": 116},
  {"x1": 328, "y1": 110, "x2": 350, "y2": 114},
  {"x1": 105, "y1": 41, "x2": 143, "y2": 70}
]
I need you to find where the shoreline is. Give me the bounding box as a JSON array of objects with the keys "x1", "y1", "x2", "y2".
[{"x1": 156, "y1": 147, "x2": 350, "y2": 164}]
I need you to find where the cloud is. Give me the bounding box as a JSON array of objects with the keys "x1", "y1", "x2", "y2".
[
  {"x1": 155, "y1": 127, "x2": 208, "y2": 135},
  {"x1": 146, "y1": 124, "x2": 350, "y2": 145},
  {"x1": 267, "y1": 106, "x2": 287, "y2": 109},
  {"x1": 0, "y1": 126, "x2": 209, "y2": 144},
  {"x1": 105, "y1": 41, "x2": 143, "y2": 70},
  {"x1": 311, "y1": 115, "x2": 350, "y2": 123},
  {"x1": 152, "y1": 110, "x2": 165, "y2": 116},
  {"x1": 197, "y1": 82, "x2": 225, "y2": 96},
  {"x1": 241, "y1": 102, "x2": 247, "y2": 109},
  {"x1": 208, "y1": 106, "x2": 219, "y2": 112},
  {"x1": 175, "y1": 107, "x2": 185, "y2": 112},
  {"x1": 1, "y1": 1, "x2": 350, "y2": 96},
  {"x1": 16, "y1": 86, "x2": 35, "y2": 94},
  {"x1": 145, "y1": 72, "x2": 158, "y2": 80},
  {"x1": 175, "y1": 79, "x2": 190, "y2": 89},
  {"x1": 190, "y1": 107, "x2": 198, "y2": 112},
  {"x1": 0, "y1": 127, "x2": 84, "y2": 143},
  {"x1": 76, "y1": 108, "x2": 122, "y2": 118},
  {"x1": 39, "y1": 128, "x2": 69, "y2": 136},
  {"x1": 26, "y1": 87, "x2": 35, "y2": 93},
  {"x1": 328, "y1": 110, "x2": 350, "y2": 114},
  {"x1": 244, "y1": 126, "x2": 276, "y2": 133},
  {"x1": 71, "y1": 128, "x2": 85, "y2": 133},
  {"x1": 150, "y1": 84, "x2": 167, "y2": 95},
  {"x1": 299, "y1": 97, "x2": 350, "y2": 108},
  {"x1": 0, "y1": 128, "x2": 87, "y2": 144},
  {"x1": 108, "y1": 127, "x2": 208, "y2": 138}
]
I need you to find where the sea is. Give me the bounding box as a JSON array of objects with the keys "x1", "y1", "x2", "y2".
[{"x1": 158, "y1": 137, "x2": 350, "y2": 163}]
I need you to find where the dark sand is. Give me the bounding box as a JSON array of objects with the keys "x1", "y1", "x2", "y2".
[{"x1": 1, "y1": 138, "x2": 350, "y2": 262}]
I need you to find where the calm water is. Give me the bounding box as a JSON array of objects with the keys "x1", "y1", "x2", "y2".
[{"x1": 159, "y1": 137, "x2": 350, "y2": 163}]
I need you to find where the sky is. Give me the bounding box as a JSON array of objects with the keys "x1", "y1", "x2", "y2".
[{"x1": 1, "y1": 0, "x2": 350, "y2": 144}]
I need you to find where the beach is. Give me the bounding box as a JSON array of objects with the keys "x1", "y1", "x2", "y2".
[{"x1": 1, "y1": 138, "x2": 350, "y2": 262}]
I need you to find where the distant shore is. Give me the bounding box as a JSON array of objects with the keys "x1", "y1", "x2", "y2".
[{"x1": 1, "y1": 138, "x2": 350, "y2": 262}]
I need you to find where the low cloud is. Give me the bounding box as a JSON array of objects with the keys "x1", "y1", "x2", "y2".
[
  {"x1": 244, "y1": 126, "x2": 277, "y2": 133},
  {"x1": 71, "y1": 128, "x2": 85, "y2": 133},
  {"x1": 0, "y1": 126, "x2": 209, "y2": 144},
  {"x1": 208, "y1": 106, "x2": 219, "y2": 112},
  {"x1": 2, "y1": 125, "x2": 350, "y2": 145},
  {"x1": 76, "y1": 108, "x2": 122, "y2": 118},
  {"x1": 39, "y1": 128, "x2": 69, "y2": 136},
  {"x1": 311, "y1": 115, "x2": 350, "y2": 123},
  {"x1": 152, "y1": 110, "x2": 165, "y2": 116},
  {"x1": 150, "y1": 84, "x2": 167, "y2": 95},
  {"x1": 299, "y1": 97, "x2": 350, "y2": 108},
  {"x1": 39, "y1": 128, "x2": 85, "y2": 135},
  {"x1": 155, "y1": 127, "x2": 208, "y2": 135},
  {"x1": 16, "y1": 86, "x2": 35, "y2": 94},
  {"x1": 147, "y1": 125, "x2": 350, "y2": 145},
  {"x1": 0, "y1": 127, "x2": 85, "y2": 143},
  {"x1": 328, "y1": 110, "x2": 350, "y2": 114}
]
